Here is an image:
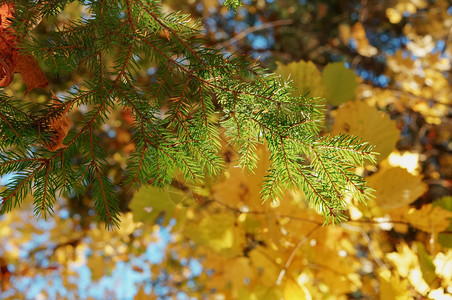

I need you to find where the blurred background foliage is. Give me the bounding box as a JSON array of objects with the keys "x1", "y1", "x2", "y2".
[{"x1": 1, "y1": 0, "x2": 452, "y2": 299}]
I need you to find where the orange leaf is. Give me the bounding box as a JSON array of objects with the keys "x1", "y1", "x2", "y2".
[
  {"x1": 15, "y1": 54, "x2": 48, "y2": 94},
  {"x1": 121, "y1": 107, "x2": 134, "y2": 125},
  {"x1": 0, "y1": 3, "x2": 16, "y2": 87},
  {"x1": 0, "y1": 3, "x2": 47, "y2": 94}
]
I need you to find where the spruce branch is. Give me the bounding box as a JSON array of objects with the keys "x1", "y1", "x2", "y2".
[{"x1": 0, "y1": 0, "x2": 376, "y2": 226}]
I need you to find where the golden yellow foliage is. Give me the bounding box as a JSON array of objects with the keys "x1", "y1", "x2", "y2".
[
  {"x1": 331, "y1": 100, "x2": 400, "y2": 162},
  {"x1": 367, "y1": 165, "x2": 427, "y2": 210},
  {"x1": 275, "y1": 60, "x2": 325, "y2": 98},
  {"x1": 2, "y1": 1, "x2": 452, "y2": 299}
]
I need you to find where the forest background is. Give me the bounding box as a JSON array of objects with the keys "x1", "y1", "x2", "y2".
[{"x1": 1, "y1": 0, "x2": 452, "y2": 299}]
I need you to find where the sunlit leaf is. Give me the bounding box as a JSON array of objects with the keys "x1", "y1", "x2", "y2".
[
  {"x1": 331, "y1": 101, "x2": 399, "y2": 162},
  {"x1": 386, "y1": 243, "x2": 431, "y2": 295},
  {"x1": 391, "y1": 204, "x2": 452, "y2": 233},
  {"x1": 249, "y1": 246, "x2": 281, "y2": 287},
  {"x1": 367, "y1": 166, "x2": 427, "y2": 210},
  {"x1": 275, "y1": 60, "x2": 325, "y2": 97},
  {"x1": 184, "y1": 212, "x2": 245, "y2": 256},
  {"x1": 283, "y1": 279, "x2": 311, "y2": 300},
  {"x1": 129, "y1": 185, "x2": 187, "y2": 226},
  {"x1": 378, "y1": 269, "x2": 412, "y2": 300}
]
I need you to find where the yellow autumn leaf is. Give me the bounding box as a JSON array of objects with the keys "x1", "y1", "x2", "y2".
[
  {"x1": 117, "y1": 212, "x2": 142, "y2": 237},
  {"x1": 239, "y1": 285, "x2": 282, "y2": 300},
  {"x1": 386, "y1": 243, "x2": 418, "y2": 278},
  {"x1": 386, "y1": 7, "x2": 403, "y2": 24},
  {"x1": 283, "y1": 279, "x2": 311, "y2": 300},
  {"x1": 378, "y1": 269, "x2": 412, "y2": 300},
  {"x1": 352, "y1": 22, "x2": 377, "y2": 57},
  {"x1": 331, "y1": 100, "x2": 399, "y2": 162},
  {"x1": 387, "y1": 49, "x2": 415, "y2": 73},
  {"x1": 238, "y1": 288, "x2": 258, "y2": 300},
  {"x1": 134, "y1": 287, "x2": 153, "y2": 300},
  {"x1": 87, "y1": 254, "x2": 107, "y2": 280},
  {"x1": 322, "y1": 62, "x2": 358, "y2": 105},
  {"x1": 386, "y1": 151, "x2": 420, "y2": 175},
  {"x1": 275, "y1": 60, "x2": 325, "y2": 97},
  {"x1": 322, "y1": 269, "x2": 358, "y2": 295},
  {"x1": 224, "y1": 257, "x2": 255, "y2": 288},
  {"x1": 129, "y1": 185, "x2": 187, "y2": 226},
  {"x1": 367, "y1": 166, "x2": 427, "y2": 210},
  {"x1": 391, "y1": 204, "x2": 452, "y2": 233},
  {"x1": 55, "y1": 245, "x2": 73, "y2": 265},
  {"x1": 432, "y1": 250, "x2": 452, "y2": 282},
  {"x1": 338, "y1": 23, "x2": 351, "y2": 45},
  {"x1": 211, "y1": 145, "x2": 271, "y2": 211},
  {"x1": 183, "y1": 212, "x2": 245, "y2": 257},
  {"x1": 429, "y1": 288, "x2": 452, "y2": 300},
  {"x1": 386, "y1": 243, "x2": 431, "y2": 295},
  {"x1": 249, "y1": 246, "x2": 282, "y2": 287}
]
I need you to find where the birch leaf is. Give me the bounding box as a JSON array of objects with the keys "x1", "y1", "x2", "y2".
[
  {"x1": 322, "y1": 62, "x2": 358, "y2": 105},
  {"x1": 331, "y1": 100, "x2": 399, "y2": 162}
]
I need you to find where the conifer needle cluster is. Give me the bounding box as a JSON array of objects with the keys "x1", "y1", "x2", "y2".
[{"x1": 0, "y1": 0, "x2": 375, "y2": 227}]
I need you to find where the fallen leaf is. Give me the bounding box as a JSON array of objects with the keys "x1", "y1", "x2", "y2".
[
  {"x1": 386, "y1": 243, "x2": 431, "y2": 295},
  {"x1": 134, "y1": 287, "x2": 155, "y2": 300},
  {"x1": 338, "y1": 23, "x2": 351, "y2": 45}
]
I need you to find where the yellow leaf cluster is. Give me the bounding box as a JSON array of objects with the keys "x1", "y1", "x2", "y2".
[{"x1": 275, "y1": 60, "x2": 358, "y2": 106}]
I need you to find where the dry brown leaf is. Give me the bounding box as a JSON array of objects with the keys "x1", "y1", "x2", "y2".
[
  {"x1": 15, "y1": 54, "x2": 48, "y2": 94},
  {"x1": 0, "y1": 3, "x2": 47, "y2": 94},
  {"x1": 0, "y1": 3, "x2": 16, "y2": 87},
  {"x1": 43, "y1": 93, "x2": 72, "y2": 151}
]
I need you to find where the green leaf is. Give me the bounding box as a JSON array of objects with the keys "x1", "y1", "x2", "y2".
[
  {"x1": 438, "y1": 228, "x2": 452, "y2": 248},
  {"x1": 416, "y1": 242, "x2": 437, "y2": 286},
  {"x1": 433, "y1": 196, "x2": 452, "y2": 248},
  {"x1": 434, "y1": 196, "x2": 452, "y2": 211},
  {"x1": 322, "y1": 62, "x2": 358, "y2": 105}
]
